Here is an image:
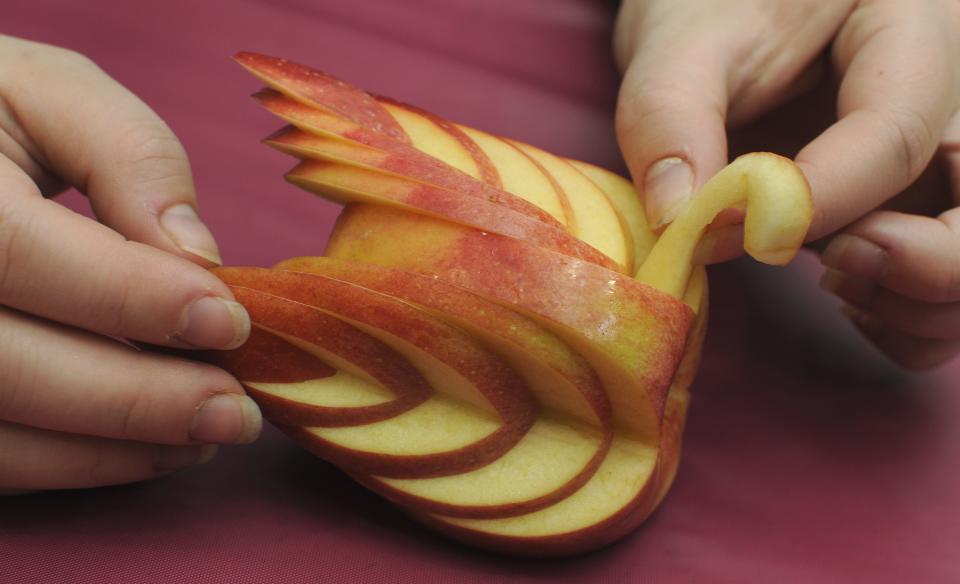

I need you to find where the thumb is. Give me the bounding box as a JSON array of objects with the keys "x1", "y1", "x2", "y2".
[{"x1": 615, "y1": 37, "x2": 730, "y2": 229}]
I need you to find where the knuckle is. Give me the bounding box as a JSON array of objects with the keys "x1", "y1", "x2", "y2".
[
  {"x1": 114, "y1": 122, "x2": 192, "y2": 186},
  {"x1": 52, "y1": 47, "x2": 98, "y2": 71},
  {"x1": 913, "y1": 220, "x2": 960, "y2": 303},
  {"x1": 878, "y1": 107, "x2": 937, "y2": 182},
  {"x1": 940, "y1": 255, "x2": 960, "y2": 303},
  {"x1": 615, "y1": 76, "x2": 724, "y2": 147},
  {"x1": 86, "y1": 271, "x2": 134, "y2": 336},
  {"x1": 119, "y1": 121, "x2": 182, "y2": 162},
  {"x1": 83, "y1": 442, "x2": 112, "y2": 486},
  {"x1": 0, "y1": 198, "x2": 36, "y2": 302},
  {"x1": 0, "y1": 313, "x2": 36, "y2": 418},
  {"x1": 15, "y1": 41, "x2": 99, "y2": 72},
  {"x1": 114, "y1": 385, "x2": 157, "y2": 441}
]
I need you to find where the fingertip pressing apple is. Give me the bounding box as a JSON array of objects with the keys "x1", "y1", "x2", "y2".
[{"x1": 637, "y1": 152, "x2": 813, "y2": 299}]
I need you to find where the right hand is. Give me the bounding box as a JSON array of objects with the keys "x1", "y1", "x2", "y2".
[
  {"x1": 613, "y1": 0, "x2": 960, "y2": 370},
  {"x1": 0, "y1": 36, "x2": 261, "y2": 493}
]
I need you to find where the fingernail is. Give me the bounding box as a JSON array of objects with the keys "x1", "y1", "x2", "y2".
[
  {"x1": 154, "y1": 444, "x2": 219, "y2": 473},
  {"x1": 160, "y1": 203, "x2": 223, "y2": 265},
  {"x1": 190, "y1": 394, "x2": 263, "y2": 445},
  {"x1": 177, "y1": 296, "x2": 250, "y2": 350},
  {"x1": 644, "y1": 157, "x2": 694, "y2": 228},
  {"x1": 819, "y1": 268, "x2": 879, "y2": 308},
  {"x1": 821, "y1": 234, "x2": 887, "y2": 281}
]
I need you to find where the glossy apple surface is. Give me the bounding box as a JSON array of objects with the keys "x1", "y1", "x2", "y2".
[{"x1": 202, "y1": 52, "x2": 812, "y2": 556}]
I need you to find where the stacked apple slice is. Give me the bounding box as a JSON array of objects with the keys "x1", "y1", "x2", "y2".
[{"x1": 204, "y1": 53, "x2": 812, "y2": 556}]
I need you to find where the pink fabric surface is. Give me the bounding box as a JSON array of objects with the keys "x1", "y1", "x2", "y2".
[{"x1": 2, "y1": 1, "x2": 958, "y2": 582}]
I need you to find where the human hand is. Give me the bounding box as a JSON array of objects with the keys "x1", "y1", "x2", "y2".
[
  {"x1": 0, "y1": 35, "x2": 261, "y2": 493},
  {"x1": 614, "y1": 0, "x2": 960, "y2": 369}
]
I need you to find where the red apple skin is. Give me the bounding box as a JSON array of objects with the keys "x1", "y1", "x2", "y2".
[
  {"x1": 206, "y1": 324, "x2": 336, "y2": 383},
  {"x1": 235, "y1": 52, "x2": 410, "y2": 143},
  {"x1": 214, "y1": 267, "x2": 538, "y2": 478},
  {"x1": 279, "y1": 156, "x2": 620, "y2": 272},
  {"x1": 274, "y1": 255, "x2": 612, "y2": 428},
  {"x1": 216, "y1": 268, "x2": 537, "y2": 422},
  {"x1": 409, "y1": 394, "x2": 691, "y2": 555},
  {"x1": 252, "y1": 89, "x2": 565, "y2": 231},
  {"x1": 269, "y1": 257, "x2": 616, "y2": 518},
  {"x1": 410, "y1": 288, "x2": 707, "y2": 554},
  {"x1": 410, "y1": 390, "x2": 686, "y2": 557},
  {"x1": 326, "y1": 205, "x2": 693, "y2": 430},
  {"x1": 208, "y1": 286, "x2": 432, "y2": 427},
  {"x1": 375, "y1": 96, "x2": 503, "y2": 187},
  {"x1": 226, "y1": 53, "x2": 710, "y2": 555}
]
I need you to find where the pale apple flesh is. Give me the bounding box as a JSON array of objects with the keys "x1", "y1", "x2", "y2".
[
  {"x1": 204, "y1": 289, "x2": 429, "y2": 427},
  {"x1": 210, "y1": 52, "x2": 814, "y2": 555},
  {"x1": 235, "y1": 52, "x2": 409, "y2": 143},
  {"x1": 376, "y1": 97, "x2": 503, "y2": 187},
  {"x1": 274, "y1": 256, "x2": 611, "y2": 428},
  {"x1": 272, "y1": 256, "x2": 614, "y2": 517},
  {"x1": 413, "y1": 273, "x2": 708, "y2": 554},
  {"x1": 324, "y1": 204, "x2": 694, "y2": 437},
  {"x1": 253, "y1": 89, "x2": 564, "y2": 230},
  {"x1": 454, "y1": 124, "x2": 572, "y2": 226},
  {"x1": 277, "y1": 155, "x2": 620, "y2": 271},
  {"x1": 215, "y1": 269, "x2": 539, "y2": 478},
  {"x1": 508, "y1": 140, "x2": 632, "y2": 272},
  {"x1": 568, "y1": 159, "x2": 657, "y2": 268}
]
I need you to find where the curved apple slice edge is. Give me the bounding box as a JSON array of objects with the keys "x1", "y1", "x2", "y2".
[
  {"x1": 637, "y1": 152, "x2": 814, "y2": 302},
  {"x1": 414, "y1": 285, "x2": 708, "y2": 555}
]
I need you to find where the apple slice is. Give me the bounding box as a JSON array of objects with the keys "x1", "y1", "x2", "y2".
[
  {"x1": 253, "y1": 90, "x2": 561, "y2": 229},
  {"x1": 272, "y1": 153, "x2": 618, "y2": 271},
  {"x1": 205, "y1": 289, "x2": 430, "y2": 427},
  {"x1": 637, "y1": 153, "x2": 813, "y2": 297},
  {"x1": 453, "y1": 124, "x2": 573, "y2": 228},
  {"x1": 355, "y1": 412, "x2": 607, "y2": 519},
  {"x1": 375, "y1": 98, "x2": 502, "y2": 187},
  {"x1": 235, "y1": 52, "x2": 409, "y2": 143},
  {"x1": 389, "y1": 267, "x2": 708, "y2": 553},
  {"x1": 509, "y1": 141, "x2": 631, "y2": 272},
  {"x1": 286, "y1": 396, "x2": 508, "y2": 478},
  {"x1": 272, "y1": 256, "x2": 613, "y2": 517},
  {"x1": 567, "y1": 160, "x2": 657, "y2": 269},
  {"x1": 274, "y1": 256, "x2": 610, "y2": 427},
  {"x1": 216, "y1": 267, "x2": 537, "y2": 477},
  {"x1": 377, "y1": 101, "x2": 482, "y2": 180},
  {"x1": 417, "y1": 291, "x2": 706, "y2": 555},
  {"x1": 418, "y1": 367, "x2": 696, "y2": 556},
  {"x1": 354, "y1": 99, "x2": 575, "y2": 230},
  {"x1": 325, "y1": 204, "x2": 694, "y2": 439}
]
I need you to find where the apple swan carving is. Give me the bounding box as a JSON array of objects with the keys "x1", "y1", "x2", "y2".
[{"x1": 201, "y1": 53, "x2": 813, "y2": 556}]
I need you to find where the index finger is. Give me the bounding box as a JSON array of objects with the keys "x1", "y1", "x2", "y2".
[
  {"x1": 0, "y1": 35, "x2": 221, "y2": 266},
  {"x1": 0, "y1": 157, "x2": 248, "y2": 349},
  {"x1": 796, "y1": 0, "x2": 960, "y2": 240}
]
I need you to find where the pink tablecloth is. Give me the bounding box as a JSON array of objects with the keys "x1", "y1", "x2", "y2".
[{"x1": 2, "y1": 1, "x2": 958, "y2": 582}]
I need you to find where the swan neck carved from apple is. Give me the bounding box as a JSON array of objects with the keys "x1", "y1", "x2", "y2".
[{"x1": 635, "y1": 152, "x2": 814, "y2": 304}]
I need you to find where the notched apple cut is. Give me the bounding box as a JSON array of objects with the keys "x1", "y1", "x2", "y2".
[{"x1": 208, "y1": 52, "x2": 813, "y2": 556}]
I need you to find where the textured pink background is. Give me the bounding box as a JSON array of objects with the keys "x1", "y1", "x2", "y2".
[{"x1": 2, "y1": 1, "x2": 958, "y2": 582}]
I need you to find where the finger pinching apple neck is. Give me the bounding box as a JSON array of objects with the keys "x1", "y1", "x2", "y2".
[{"x1": 636, "y1": 152, "x2": 813, "y2": 301}]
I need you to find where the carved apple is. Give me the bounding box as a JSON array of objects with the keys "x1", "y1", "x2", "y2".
[{"x1": 201, "y1": 53, "x2": 812, "y2": 556}]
